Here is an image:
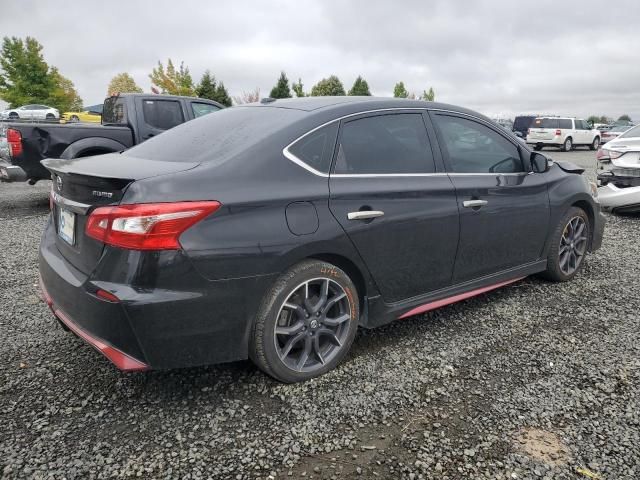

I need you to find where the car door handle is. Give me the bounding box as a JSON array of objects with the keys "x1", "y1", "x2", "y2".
[
  {"x1": 462, "y1": 200, "x2": 488, "y2": 208},
  {"x1": 347, "y1": 210, "x2": 385, "y2": 220}
]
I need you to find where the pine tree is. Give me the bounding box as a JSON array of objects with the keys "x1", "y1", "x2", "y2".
[
  {"x1": 421, "y1": 87, "x2": 435, "y2": 101},
  {"x1": 310, "y1": 75, "x2": 346, "y2": 96},
  {"x1": 214, "y1": 81, "x2": 232, "y2": 107},
  {"x1": 393, "y1": 81, "x2": 409, "y2": 98},
  {"x1": 348, "y1": 76, "x2": 371, "y2": 96},
  {"x1": 269, "y1": 71, "x2": 292, "y2": 99},
  {"x1": 195, "y1": 70, "x2": 217, "y2": 100}
]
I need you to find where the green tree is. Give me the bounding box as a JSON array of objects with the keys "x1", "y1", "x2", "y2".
[
  {"x1": 421, "y1": 87, "x2": 435, "y2": 101},
  {"x1": 0, "y1": 36, "x2": 53, "y2": 107},
  {"x1": 269, "y1": 71, "x2": 292, "y2": 99},
  {"x1": 348, "y1": 75, "x2": 371, "y2": 96},
  {"x1": 310, "y1": 75, "x2": 346, "y2": 96},
  {"x1": 47, "y1": 67, "x2": 83, "y2": 111},
  {"x1": 149, "y1": 59, "x2": 195, "y2": 96},
  {"x1": 619, "y1": 114, "x2": 631, "y2": 122},
  {"x1": 107, "y1": 73, "x2": 142, "y2": 96},
  {"x1": 214, "y1": 81, "x2": 232, "y2": 106},
  {"x1": 292, "y1": 78, "x2": 305, "y2": 97},
  {"x1": 393, "y1": 81, "x2": 409, "y2": 98},
  {"x1": 195, "y1": 70, "x2": 217, "y2": 100}
]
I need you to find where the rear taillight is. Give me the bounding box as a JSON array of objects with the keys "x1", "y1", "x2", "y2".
[
  {"x1": 86, "y1": 201, "x2": 221, "y2": 250},
  {"x1": 7, "y1": 128, "x2": 22, "y2": 157},
  {"x1": 555, "y1": 129, "x2": 562, "y2": 136}
]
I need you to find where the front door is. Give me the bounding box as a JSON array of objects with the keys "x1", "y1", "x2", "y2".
[
  {"x1": 328, "y1": 111, "x2": 460, "y2": 303},
  {"x1": 429, "y1": 112, "x2": 550, "y2": 283}
]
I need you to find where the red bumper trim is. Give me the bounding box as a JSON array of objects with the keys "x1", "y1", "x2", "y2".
[
  {"x1": 39, "y1": 275, "x2": 149, "y2": 372},
  {"x1": 398, "y1": 277, "x2": 525, "y2": 319}
]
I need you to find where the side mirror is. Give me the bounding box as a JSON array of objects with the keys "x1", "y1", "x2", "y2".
[
  {"x1": 514, "y1": 131, "x2": 524, "y2": 138},
  {"x1": 530, "y1": 152, "x2": 550, "y2": 173}
]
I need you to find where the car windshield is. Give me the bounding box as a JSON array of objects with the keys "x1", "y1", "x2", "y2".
[
  {"x1": 124, "y1": 106, "x2": 305, "y2": 163},
  {"x1": 619, "y1": 125, "x2": 640, "y2": 138}
]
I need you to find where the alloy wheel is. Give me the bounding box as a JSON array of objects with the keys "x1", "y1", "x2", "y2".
[
  {"x1": 558, "y1": 216, "x2": 587, "y2": 275},
  {"x1": 273, "y1": 277, "x2": 352, "y2": 373},
  {"x1": 565, "y1": 138, "x2": 572, "y2": 151},
  {"x1": 593, "y1": 138, "x2": 599, "y2": 149}
]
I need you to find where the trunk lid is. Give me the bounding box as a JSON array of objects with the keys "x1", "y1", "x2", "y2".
[{"x1": 43, "y1": 154, "x2": 199, "y2": 274}]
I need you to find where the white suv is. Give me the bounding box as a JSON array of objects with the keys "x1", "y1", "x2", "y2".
[{"x1": 526, "y1": 117, "x2": 600, "y2": 152}]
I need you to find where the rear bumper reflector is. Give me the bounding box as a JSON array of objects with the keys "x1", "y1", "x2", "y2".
[
  {"x1": 38, "y1": 275, "x2": 149, "y2": 372},
  {"x1": 398, "y1": 277, "x2": 525, "y2": 319}
]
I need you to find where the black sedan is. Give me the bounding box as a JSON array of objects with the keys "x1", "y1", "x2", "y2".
[{"x1": 39, "y1": 97, "x2": 605, "y2": 382}]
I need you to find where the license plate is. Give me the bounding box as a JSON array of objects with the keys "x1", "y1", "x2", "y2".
[{"x1": 58, "y1": 208, "x2": 76, "y2": 245}]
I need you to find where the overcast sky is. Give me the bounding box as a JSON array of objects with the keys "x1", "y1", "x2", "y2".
[{"x1": 1, "y1": 0, "x2": 638, "y2": 120}]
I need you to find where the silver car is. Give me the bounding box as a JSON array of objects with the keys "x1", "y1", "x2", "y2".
[
  {"x1": 600, "y1": 125, "x2": 631, "y2": 144},
  {"x1": 0, "y1": 104, "x2": 59, "y2": 121},
  {"x1": 597, "y1": 124, "x2": 640, "y2": 212}
]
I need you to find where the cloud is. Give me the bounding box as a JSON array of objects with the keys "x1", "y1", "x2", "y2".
[{"x1": 1, "y1": 0, "x2": 638, "y2": 120}]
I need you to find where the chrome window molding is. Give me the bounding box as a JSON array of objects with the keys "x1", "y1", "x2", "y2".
[{"x1": 282, "y1": 107, "x2": 526, "y2": 178}]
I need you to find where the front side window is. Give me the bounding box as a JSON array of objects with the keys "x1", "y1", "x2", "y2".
[
  {"x1": 433, "y1": 115, "x2": 523, "y2": 174},
  {"x1": 142, "y1": 100, "x2": 184, "y2": 130},
  {"x1": 191, "y1": 102, "x2": 220, "y2": 118},
  {"x1": 288, "y1": 122, "x2": 339, "y2": 174},
  {"x1": 333, "y1": 113, "x2": 435, "y2": 174}
]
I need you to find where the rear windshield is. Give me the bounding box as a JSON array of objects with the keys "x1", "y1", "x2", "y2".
[
  {"x1": 620, "y1": 125, "x2": 640, "y2": 138},
  {"x1": 124, "y1": 106, "x2": 305, "y2": 163},
  {"x1": 532, "y1": 118, "x2": 559, "y2": 129},
  {"x1": 513, "y1": 116, "x2": 535, "y2": 131}
]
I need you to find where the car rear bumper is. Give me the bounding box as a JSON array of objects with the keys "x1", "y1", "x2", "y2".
[
  {"x1": 39, "y1": 217, "x2": 276, "y2": 371},
  {"x1": 598, "y1": 182, "x2": 640, "y2": 213}
]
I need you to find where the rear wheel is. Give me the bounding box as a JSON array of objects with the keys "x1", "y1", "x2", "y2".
[
  {"x1": 70, "y1": 115, "x2": 80, "y2": 123},
  {"x1": 45, "y1": 113, "x2": 55, "y2": 120},
  {"x1": 561, "y1": 137, "x2": 573, "y2": 152},
  {"x1": 541, "y1": 207, "x2": 590, "y2": 282},
  {"x1": 8, "y1": 112, "x2": 18, "y2": 120},
  {"x1": 250, "y1": 260, "x2": 359, "y2": 383},
  {"x1": 590, "y1": 137, "x2": 600, "y2": 150}
]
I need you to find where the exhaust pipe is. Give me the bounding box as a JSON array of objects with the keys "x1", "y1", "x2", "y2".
[{"x1": 0, "y1": 163, "x2": 28, "y2": 182}]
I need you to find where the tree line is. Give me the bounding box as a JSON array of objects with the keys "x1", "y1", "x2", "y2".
[
  {"x1": 0, "y1": 36, "x2": 438, "y2": 111},
  {"x1": 587, "y1": 114, "x2": 633, "y2": 124}
]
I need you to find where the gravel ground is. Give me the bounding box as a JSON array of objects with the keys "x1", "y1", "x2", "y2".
[{"x1": 1, "y1": 149, "x2": 639, "y2": 480}]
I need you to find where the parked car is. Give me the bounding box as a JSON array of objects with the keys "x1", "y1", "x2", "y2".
[
  {"x1": 0, "y1": 104, "x2": 59, "y2": 121},
  {"x1": 526, "y1": 117, "x2": 600, "y2": 151},
  {"x1": 61, "y1": 104, "x2": 103, "y2": 124},
  {"x1": 513, "y1": 115, "x2": 538, "y2": 138},
  {"x1": 600, "y1": 125, "x2": 631, "y2": 144},
  {"x1": 38, "y1": 97, "x2": 605, "y2": 382},
  {"x1": 0, "y1": 93, "x2": 223, "y2": 183},
  {"x1": 597, "y1": 124, "x2": 640, "y2": 213}
]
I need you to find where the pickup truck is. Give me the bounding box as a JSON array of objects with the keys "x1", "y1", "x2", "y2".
[{"x1": 0, "y1": 93, "x2": 223, "y2": 184}]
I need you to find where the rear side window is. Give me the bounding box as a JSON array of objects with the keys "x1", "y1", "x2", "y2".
[
  {"x1": 334, "y1": 113, "x2": 435, "y2": 174},
  {"x1": 533, "y1": 118, "x2": 559, "y2": 129},
  {"x1": 142, "y1": 100, "x2": 184, "y2": 130},
  {"x1": 558, "y1": 119, "x2": 572, "y2": 129},
  {"x1": 191, "y1": 102, "x2": 220, "y2": 118},
  {"x1": 288, "y1": 122, "x2": 339, "y2": 174},
  {"x1": 433, "y1": 114, "x2": 523, "y2": 174},
  {"x1": 620, "y1": 125, "x2": 640, "y2": 138},
  {"x1": 102, "y1": 97, "x2": 126, "y2": 124}
]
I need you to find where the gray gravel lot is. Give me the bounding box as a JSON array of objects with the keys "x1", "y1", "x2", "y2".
[{"x1": 1, "y1": 149, "x2": 639, "y2": 479}]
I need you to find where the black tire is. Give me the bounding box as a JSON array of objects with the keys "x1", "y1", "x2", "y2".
[
  {"x1": 8, "y1": 112, "x2": 18, "y2": 120},
  {"x1": 541, "y1": 206, "x2": 590, "y2": 282},
  {"x1": 250, "y1": 260, "x2": 359, "y2": 383},
  {"x1": 533, "y1": 145, "x2": 543, "y2": 151},
  {"x1": 70, "y1": 115, "x2": 79, "y2": 123},
  {"x1": 589, "y1": 137, "x2": 600, "y2": 151},
  {"x1": 45, "y1": 113, "x2": 55, "y2": 120},
  {"x1": 561, "y1": 137, "x2": 573, "y2": 152}
]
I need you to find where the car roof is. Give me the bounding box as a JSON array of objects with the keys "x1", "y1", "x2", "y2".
[
  {"x1": 236, "y1": 96, "x2": 491, "y2": 121},
  {"x1": 113, "y1": 93, "x2": 215, "y2": 102}
]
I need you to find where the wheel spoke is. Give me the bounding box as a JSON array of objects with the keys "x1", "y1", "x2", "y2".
[
  {"x1": 323, "y1": 313, "x2": 350, "y2": 327},
  {"x1": 575, "y1": 221, "x2": 585, "y2": 238},
  {"x1": 296, "y1": 337, "x2": 313, "y2": 371},
  {"x1": 284, "y1": 302, "x2": 307, "y2": 320},
  {"x1": 323, "y1": 292, "x2": 346, "y2": 313},
  {"x1": 313, "y1": 335, "x2": 325, "y2": 365},
  {"x1": 317, "y1": 328, "x2": 342, "y2": 347},
  {"x1": 275, "y1": 321, "x2": 305, "y2": 336},
  {"x1": 281, "y1": 331, "x2": 306, "y2": 358}
]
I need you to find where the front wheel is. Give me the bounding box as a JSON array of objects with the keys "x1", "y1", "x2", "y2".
[
  {"x1": 541, "y1": 207, "x2": 590, "y2": 282},
  {"x1": 590, "y1": 137, "x2": 600, "y2": 150},
  {"x1": 561, "y1": 137, "x2": 573, "y2": 152},
  {"x1": 250, "y1": 260, "x2": 359, "y2": 383}
]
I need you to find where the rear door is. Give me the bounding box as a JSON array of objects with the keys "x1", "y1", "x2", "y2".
[
  {"x1": 328, "y1": 110, "x2": 459, "y2": 303},
  {"x1": 135, "y1": 97, "x2": 186, "y2": 141},
  {"x1": 429, "y1": 112, "x2": 550, "y2": 283}
]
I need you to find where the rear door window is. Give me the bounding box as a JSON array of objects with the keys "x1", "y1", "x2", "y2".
[
  {"x1": 142, "y1": 100, "x2": 185, "y2": 130},
  {"x1": 558, "y1": 119, "x2": 572, "y2": 129},
  {"x1": 333, "y1": 113, "x2": 435, "y2": 174}
]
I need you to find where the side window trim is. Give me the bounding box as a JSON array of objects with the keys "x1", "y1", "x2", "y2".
[
  {"x1": 283, "y1": 119, "x2": 341, "y2": 177},
  {"x1": 428, "y1": 111, "x2": 527, "y2": 175}
]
